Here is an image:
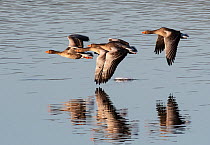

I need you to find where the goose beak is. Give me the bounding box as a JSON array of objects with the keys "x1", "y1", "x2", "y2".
[{"x1": 141, "y1": 31, "x2": 146, "y2": 34}]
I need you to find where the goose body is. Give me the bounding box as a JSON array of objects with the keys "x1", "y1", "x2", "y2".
[
  {"x1": 45, "y1": 34, "x2": 93, "y2": 59},
  {"x1": 142, "y1": 27, "x2": 189, "y2": 65},
  {"x1": 75, "y1": 39, "x2": 137, "y2": 84}
]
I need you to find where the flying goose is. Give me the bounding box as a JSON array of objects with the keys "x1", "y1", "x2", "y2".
[
  {"x1": 75, "y1": 39, "x2": 137, "y2": 84},
  {"x1": 142, "y1": 27, "x2": 189, "y2": 65},
  {"x1": 45, "y1": 34, "x2": 93, "y2": 59}
]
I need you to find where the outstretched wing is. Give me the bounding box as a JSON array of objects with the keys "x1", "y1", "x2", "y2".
[
  {"x1": 98, "y1": 47, "x2": 128, "y2": 84},
  {"x1": 108, "y1": 38, "x2": 130, "y2": 46},
  {"x1": 154, "y1": 35, "x2": 165, "y2": 54},
  {"x1": 68, "y1": 34, "x2": 89, "y2": 48},
  {"x1": 164, "y1": 32, "x2": 181, "y2": 65},
  {"x1": 94, "y1": 50, "x2": 107, "y2": 85}
]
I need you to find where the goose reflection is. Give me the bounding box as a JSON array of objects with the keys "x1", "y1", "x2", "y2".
[
  {"x1": 156, "y1": 94, "x2": 187, "y2": 134},
  {"x1": 48, "y1": 88, "x2": 139, "y2": 143},
  {"x1": 49, "y1": 96, "x2": 94, "y2": 125},
  {"x1": 93, "y1": 88, "x2": 132, "y2": 142},
  {"x1": 63, "y1": 99, "x2": 87, "y2": 125}
]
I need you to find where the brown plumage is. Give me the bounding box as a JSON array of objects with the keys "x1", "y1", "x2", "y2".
[
  {"x1": 142, "y1": 27, "x2": 189, "y2": 65},
  {"x1": 75, "y1": 39, "x2": 137, "y2": 84},
  {"x1": 45, "y1": 34, "x2": 93, "y2": 59}
]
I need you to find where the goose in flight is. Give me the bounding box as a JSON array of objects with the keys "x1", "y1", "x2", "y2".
[
  {"x1": 142, "y1": 27, "x2": 189, "y2": 65},
  {"x1": 45, "y1": 34, "x2": 93, "y2": 59},
  {"x1": 75, "y1": 38, "x2": 137, "y2": 84}
]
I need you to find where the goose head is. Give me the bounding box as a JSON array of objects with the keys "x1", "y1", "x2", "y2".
[{"x1": 45, "y1": 50, "x2": 57, "y2": 54}]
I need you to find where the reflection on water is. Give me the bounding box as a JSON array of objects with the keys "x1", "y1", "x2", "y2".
[
  {"x1": 49, "y1": 96, "x2": 94, "y2": 126},
  {"x1": 48, "y1": 88, "x2": 139, "y2": 144},
  {"x1": 93, "y1": 88, "x2": 134, "y2": 143},
  {"x1": 156, "y1": 95, "x2": 187, "y2": 134},
  {"x1": 147, "y1": 94, "x2": 190, "y2": 141},
  {"x1": 114, "y1": 77, "x2": 139, "y2": 83}
]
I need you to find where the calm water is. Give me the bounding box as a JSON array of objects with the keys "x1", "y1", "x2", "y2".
[{"x1": 1, "y1": 0, "x2": 210, "y2": 145}]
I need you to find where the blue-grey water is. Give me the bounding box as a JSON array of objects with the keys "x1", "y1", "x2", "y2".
[{"x1": 1, "y1": 0, "x2": 210, "y2": 145}]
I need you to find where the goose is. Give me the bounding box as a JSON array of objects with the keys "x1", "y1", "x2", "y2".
[
  {"x1": 75, "y1": 39, "x2": 137, "y2": 84},
  {"x1": 142, "y1": 27, "x2": 189, "y2": 65},
  {"x1": 45, "y1": 34, "x2": 93, "y2": 59}
]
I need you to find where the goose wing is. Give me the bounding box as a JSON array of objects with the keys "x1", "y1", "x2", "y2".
[
  {"x1": 108, "y1": 38, "x2": 130, "y2": 46},
  {"x1": 94, "y1": 50, "x2": 107, "y2": 85},
  {"x1": 96, "y1": 47, "x2": 128, "y2": 84},
  {"x1": 164, "y1": 31, "x2": 181, "y2": 65},
  {"x1": 70, "y1": 34, "x2": 89, "y2": 41},
  {"x1": 68, "y1": 34, "x2": 89, "y2": 48},
  {"x1": 154, "y1": 35, "x2": 165, "y2": 54}
]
